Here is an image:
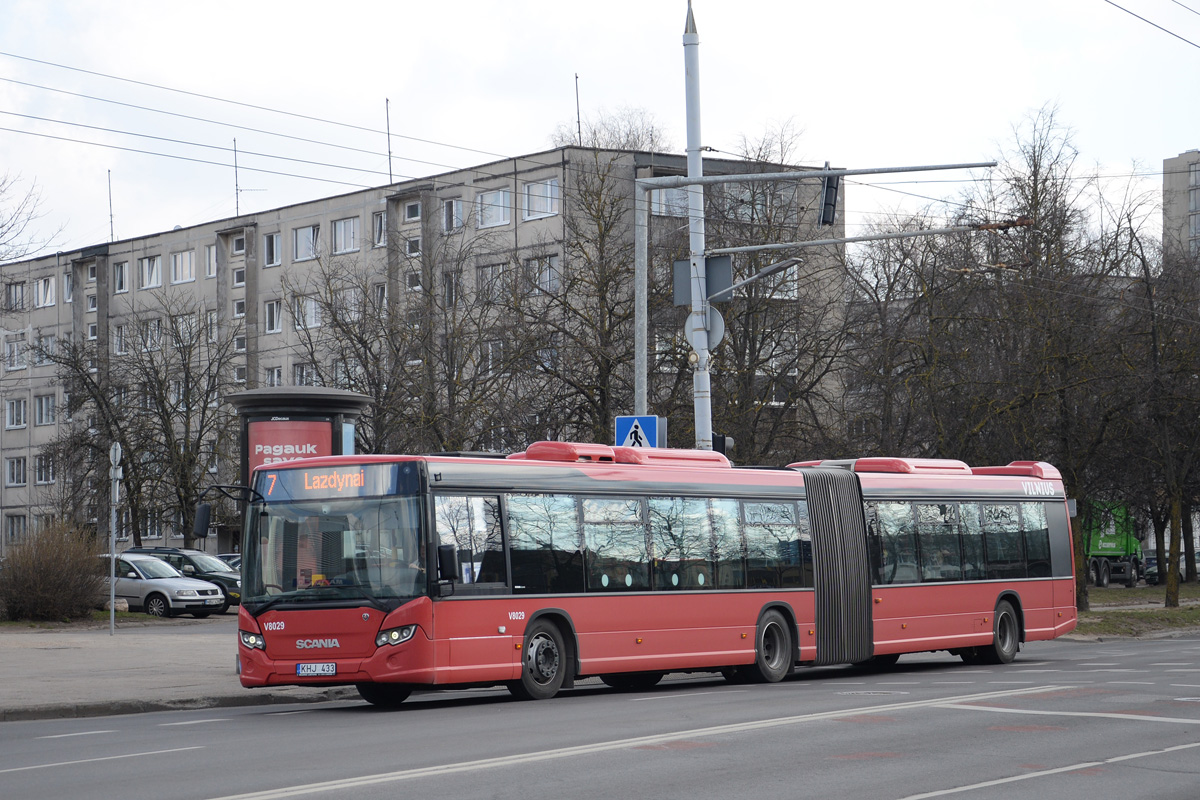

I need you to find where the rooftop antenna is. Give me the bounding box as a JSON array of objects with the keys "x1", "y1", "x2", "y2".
[
  {"x1": 386, "y1": 99, "x2": 394, "y2": 184},
  {"x1": 107, "y1": 169, "x2": 114, "y2": 242},
  {"x1": 575, "y1": 73, "x2": 582, "y2": 146},
  {"x1": 232, "y1": 138, "x2": 264, "y2": 215}
]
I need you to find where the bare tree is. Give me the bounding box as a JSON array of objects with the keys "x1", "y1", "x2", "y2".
[{"x1": 0, "y1": 173, "x2": 58, "y2": 263}]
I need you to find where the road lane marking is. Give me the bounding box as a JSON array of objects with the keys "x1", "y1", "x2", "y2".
[
  {"x1": 203, "y1": 686, "x2": 1073, "y2": 800},
  {"x1": 941, "y1": 704, "x2": 1200, "y2": 725},
  {"x1": 631, "y1": 691, "x2": 745, "y2": 702},
  {"x1": 35, "y1": 730, "x2": 115, "y2": 740},
  {"x1": 159, "y1": 718, "x2": 231, "y2": 726},
  {"x1": 895, "y1": 740, "x2": 1200, "y2": 799},
  {"x1": 0, "y1": 747, "x2": 203, "y2": 775}
]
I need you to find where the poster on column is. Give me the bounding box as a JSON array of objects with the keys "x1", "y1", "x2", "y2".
[{"x1": 248, "y1": 419, "x2": 333, "y2": 471}]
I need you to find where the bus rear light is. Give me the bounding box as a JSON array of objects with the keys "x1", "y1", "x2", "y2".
[
  {"x1": 376, "y1": 625, "x2": 416, "y2": 647},
  {"x1": 240, "y1": 631, "x2": 266, "y2": 650}
]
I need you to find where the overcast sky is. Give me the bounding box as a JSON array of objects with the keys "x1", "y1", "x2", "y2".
[{"x1": 2, "y1": 0, "x2": 1197, "y2": 260}]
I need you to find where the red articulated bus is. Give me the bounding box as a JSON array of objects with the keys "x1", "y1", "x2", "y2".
[{"x1": 234, "y1": 441, "x2": 1077, "y2": 707}]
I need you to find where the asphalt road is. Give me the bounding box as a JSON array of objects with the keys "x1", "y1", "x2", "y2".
[{"x1": 3, "y1": 635, "x2": 1199, "y2": 800}]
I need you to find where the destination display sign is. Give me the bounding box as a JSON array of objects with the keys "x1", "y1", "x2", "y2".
[{"x1": 258, "y1": 463, "x2": 403, "y2": 501}]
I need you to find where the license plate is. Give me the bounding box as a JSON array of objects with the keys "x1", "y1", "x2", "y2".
[
  {"x1": 205, "y1": 597, "x2": 223, "y2": 605},
  {"x1": 297, "y1": 663, "x2": 337, "y2": 677}
]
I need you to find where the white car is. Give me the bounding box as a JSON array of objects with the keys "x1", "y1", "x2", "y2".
[{"x1": 100, "y1": 553, "x2": 225, "y2": 618}]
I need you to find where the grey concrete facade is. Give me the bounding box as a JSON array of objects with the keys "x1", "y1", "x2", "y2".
[{"x1": 1163, "y1": 149, "x2": 1200, "y2": 260}]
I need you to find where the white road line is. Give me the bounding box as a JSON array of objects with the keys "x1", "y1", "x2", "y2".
[
  {"x1": 35, "y1": 730, "x2": 115, "y2": 740},
  {"x1": 1151, "y1": 663, "x2": 1192, "y2": 666},
  {"x1": 895, "y1": 740, "x2": 1200, "y2": 799},
  {"x1": 941, "y1": 704, "x2": 1200, "y2": 725},
  {"x1": 159, "y1": 718, "x2": 231, "y2": 726},
  {"x1": 630, "y1": 691, "x2": 745, "y2": 702},
  {"x1": 1078, "y1": 663, "x2": 1118, "y2": 666},
  {"x1": 987, "y1": 681, "x2": 1034, "y2": 685},
  {"x1": 1170, "y1": 684, "x2": 1200, "y2": 688},
  {"x1": 1166, "y1": 668, "x2": 1200, "y2": 672},
  {"x1": 0, "y1": 747, "x2": 204, "y2": 775},
  {"x1": 203, "y1": 686, "x2": 1073, "y2": 800},
  {"x1": 1107, "y1": 681, "x2": 1156, "y2": 685}
]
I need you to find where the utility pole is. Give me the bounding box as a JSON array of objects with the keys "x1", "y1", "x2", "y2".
[{"x1": 683, "y1": 1, "x2": 713, "y2": 450}]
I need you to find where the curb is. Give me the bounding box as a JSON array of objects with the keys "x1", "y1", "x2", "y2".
[{"x1": 1, "y1": 686, "x2": 360, "y2": 723}]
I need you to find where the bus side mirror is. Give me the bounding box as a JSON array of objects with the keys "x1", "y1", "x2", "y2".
[
  {"x1": 193, "y1": 503, "x2": 211, "y2": 539},
  {"x1": 437, "y1": 544, "x2": 460, "y2": 582}
]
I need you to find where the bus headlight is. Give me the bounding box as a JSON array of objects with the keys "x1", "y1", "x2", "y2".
[
  {"x1": 376, "y1": 625, "x2": 416, "y2": 647},
  {"x1": 240, "y1": 631, "x2": 266, "y2": 650}
]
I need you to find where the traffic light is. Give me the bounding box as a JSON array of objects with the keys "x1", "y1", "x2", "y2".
[
  {"x1": 713, "y1": 434, "x2": 734, "y2": 456},
  {"x1": 820, "y1": 170, "x2": 840, "y2": 227}
]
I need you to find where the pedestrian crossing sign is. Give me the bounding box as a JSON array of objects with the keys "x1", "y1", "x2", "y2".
[{"x1": 615, "y1": 415, "x2": 664, "y2": 448}]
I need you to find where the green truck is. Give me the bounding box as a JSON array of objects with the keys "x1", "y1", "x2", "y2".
[{"x1": 1082, "y1": 503, "x2": 1141, "y2": 587}]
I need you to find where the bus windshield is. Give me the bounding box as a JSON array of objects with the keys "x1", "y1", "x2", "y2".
[{"x1": 242, "y1": 494, "x2": 427, "y2": 613}]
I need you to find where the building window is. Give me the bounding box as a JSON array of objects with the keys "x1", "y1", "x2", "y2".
[
  {"x1": 87, "y1": 263, "x2": 97, "y2": 282},
  {"x1": 34, "y1": 276, "x2": 55, "y2": 307},
  {"x1": 293, "y1": 362, "x2": 317, "y2": 386},
  {"x1": 234, "y1": 365, "x2": 247, "y2": 383},
  {"x1": 6, "y1": 457, "x2": 26, "y2": 487},
  {"x1": 141, "y1": 319, "x2": 162, "y2": 350},
  {"x1": 35, "y1": 454, "x2": 55, "y2": 485},
  {"x1": 265, "y1": 366, "x2": 283, "y2": 387},
  {"x1": 5, "y1": 282, "x2": 25, "y2": 311},
  {"x1": 443, "y1": 270, "x2": 461, "y2": 308},
  {"x1": 481, "y1": 339, "x2": 505, "y2": 375},
  {"x1": 232, "y1": 266, "x2": 246, "y2": 287},
  {"x1": 87, "y1": 294, "x2": 97, "y2": 311},
  {"x1": 265, "y1": 299, "x2": 282, "y2": 333},
  {"x1": 233, "y1": 299, "x2": 246, "y2": 318},
  {"x1": 63, "y1": 272, "x2": 73, "y2": 302},
  {"x1": 526, "y1": 254, "x2": 560, "y2": 294},
  {"x1": 294, "y1": 224, "x2": 319, "y2": 261},
  {"x1": 443, "y1": 199, "x2": 463, "y2": 231},
  {"x1": 405, "y1": 272, "x2": 422, "y2": 292},
  {"x1": 406, "y1": 237, "x2": 421, "y2": 256},
  {"x1": 5, "y1": 515, "x2": 26, "y2": 542},
  {"x1": 373, "y1": 283, "x2": 387, "y2": 309},
  {"x1": 205, "y1": 310, "x2": 218, "y2": 342},
  {"x1": 204, "y1": 244, "x2": 217, "y2": 278},
  {"x1": 34, "y1": 394, "x2": 55, "y2": 425},
  {"x1": 332, "y1": 217, "x2": 359, "y2": 254},
  {"x1": 6, "y1": 398, "x2": 27, "y2": 428},
  {"x1": 263, "y1": 233, "x2": 281, "y2": 266},
  {"x1": 139, "y1": 255, "x2": 162, "y2": 288},
  {"x1": 234, "y1": 335, "x2": 247, "y2": 353},
  {"x1": 114, "y1": 324, "x2": 127, "y2": 354},
  {"x1": 87, "y1": 322, "x2": 98, "y2": 340},
  {"x1": 404, "y1": 201, "x2": 421, "y2": 222},
  {"x1": 35, "y1": 333, "x2": 55, "y2": 365},
  {"x1": 373, "y1": 211, "x2": 386, "y2": 246},
  {"x1": 232, "y1": 235, "x2": 246, "y2": 255},
  {"x1": 113, "y1": 261, "x2": 127, "y2": 293},
  {"x1": 294, "y1": 296, "x2": 320, "y2": 329},
  {"x1": 476, "y1": 263, "x2": 504, "y2": 292},
  {"x1": 651, "y1": 186, "x2": 689, "y2": 217},
  {"x1": 523, "y1": 178, "x2": 560, "y2": 219},
  {"x1": 5, "y1": 338, "x2": 26, "y2": 370},
  {"x1": 477, "y1": 189, "x2": 510, "y2": 229},
  {"x1": 170, "y1": 250, "x2": 195, "y2": 283}
]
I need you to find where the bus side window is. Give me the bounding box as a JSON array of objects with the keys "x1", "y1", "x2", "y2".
[
  {"x1": 916, "y1": 503, "x2": 962, "y2": 582},
  {"x1": 743, "y1": 501, "x2": 803, "y2": 589},
  {"x1": 649, "y1": 497, "x2": 713, "y2": 590},
  {"x1": 710, "y1": 498, "x2": 743, "y2": 589},
  {"x1": 434, "y1": 495, "x2": 505, "y2": 585},
  {"x1": 1022, "y1": 503, "x2": 1051, "y2": 578},
  {"x1": 876, "y1": 502, "x2": 919, "y2": 584},
  {"x1": 982, "y1": 504, "x2": 1025, "y2": 579},
  {"x1": 960, "y1": 504, "x2": 986, "y2": 580},
  {"x1": 584, "y1": 497, "x2": 649, "y2": 592},
  {"x1": 508, "y1": 494, "x2": 583, "y2": 594}
]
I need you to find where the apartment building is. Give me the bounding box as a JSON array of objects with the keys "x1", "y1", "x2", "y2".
[
  {"x1": 0, "y1": 146, "x2": 836, "y2": 556},
  {"x1": 1163, "y1": 149, "x2": 1200, "y2": 260}
]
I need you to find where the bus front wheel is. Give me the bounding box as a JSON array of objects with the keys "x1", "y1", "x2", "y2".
[
  {"x1": 509, "y1": 620, "x2": 566, "y2": 700},
  {"x1": 356, "y1": 682, "x2": 412, "y2": 708},
  {"x1": 738, "y1": 609, "x2": 793, "y2": 683}
]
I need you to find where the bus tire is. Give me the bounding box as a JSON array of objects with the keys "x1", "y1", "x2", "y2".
[
  {"x1": 981, "y1": 600, "x2": 1020, "y2": 664},
  {"x1": 509, "y1": 620, "x2": 566, "y2": 700},
  {"x1": 1098, "y1": 561, "x2": 1110, "y2": 588},
  {"x1": 600, "y1": 672, "x2": 664, "y2": 691},
  {"x1": 738, "y1": 609, "x2": 793, "y2": 683},
  {"x1": 356, "y1": 682, "x2": 412, "y2": 708}
]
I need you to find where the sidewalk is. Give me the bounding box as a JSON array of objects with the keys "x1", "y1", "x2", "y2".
[{"x1": 0, "y1": 615, "x2": 356, "y2": 722}]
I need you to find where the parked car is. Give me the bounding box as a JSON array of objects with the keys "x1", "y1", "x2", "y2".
[
  {"x1": 216, "y1": 553, "x2": 241, "y2": 570},
  {"x1": 100, "y1": 553, "x2": 225, "y2": 618},
  {"x1": 124, "y1": 547, "x2": 242, "y2": 614},
  {"x1": 1143, "y1": 553, "x2": 1190, "y2": 586}
]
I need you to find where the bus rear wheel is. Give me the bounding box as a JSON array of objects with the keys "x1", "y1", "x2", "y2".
[
  {"x1": 738, "y1": 609, "x2": 793, "y2": 683},
  {"x1": 356, "y1": 682, "x2": 412, "y2": 708},
  {"x1": 509, "y1": 620, "x2": 566, "y2": 700},
  {"x1": 981, "y1": 600, "x2": 1020, "y2": 664},
  {"x1": 600, "y1": 672, "x2": 664, "y2": 691}
]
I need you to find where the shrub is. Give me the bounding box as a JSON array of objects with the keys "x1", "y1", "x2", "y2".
[{"x1": 0, "y1": 525, "x2": 105, "y2": 622}]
